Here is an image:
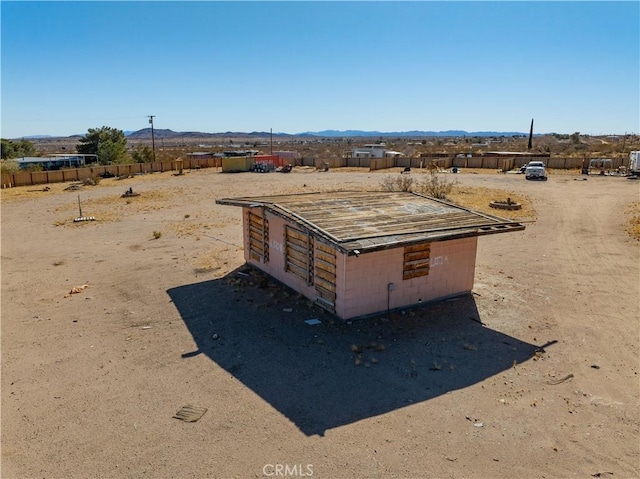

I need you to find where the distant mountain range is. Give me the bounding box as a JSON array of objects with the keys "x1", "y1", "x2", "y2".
[
  {"x1": 124, "y1": 128, "x2": 529, "y2": 139},
  {"x1": 300, "y1": 129, "x2": 528, "y2": 138},
  {"x1": 18, "y1": 128, "x2": 532, "y2": 140}
]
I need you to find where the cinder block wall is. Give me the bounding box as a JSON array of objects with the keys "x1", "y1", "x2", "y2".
[
  {"x1": 338, "y1": 237, "x2": 477, "y2": 319},
  {"x1": 242, "y1": 208, "x2": 478, "y2": 320}
]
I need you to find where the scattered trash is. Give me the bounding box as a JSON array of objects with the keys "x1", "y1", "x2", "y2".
[
  {"x1": 547, "y1": 373, "x2": 574, "y2": 385},
  {"x1": 212, "y1": 333, "x2": 219, "y2": 340},
  {"x1": 591, "y1": 364, "x2": 600, "y2": 369},
  {"x1": 283, "y1": 308, "x2": 293, "y2": 313},
  {"x1": 474, "y1": 422, "x2": 484, "y2": 428},
  {"x1": 591, "y1": 472, "x2": 614, "y2": 478},
  {"x1": 28, "y1": 186, "x2": 50, "y2": 192},
  {"x1": 141, "y1": 326, "x2": 152, "y2": 330},
  {"x1": 65, "y1": 284, "x2": 89, "y2": 297},
  {"x1": 305, "y1": 318, "x2": 321, "y2": 325},
  {"x1": 173, "y1": 404, "x2": 208, "y2": 423},
  {"x1": 236, "y1": 271, "x2": 250, "y2": 277}
]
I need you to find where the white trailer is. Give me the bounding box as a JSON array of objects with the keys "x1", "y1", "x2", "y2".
[{"x1": 630, "y1": 151, "x2": 640, "y2": 176}]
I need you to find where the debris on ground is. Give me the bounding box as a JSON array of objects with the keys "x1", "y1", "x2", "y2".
[
  {"x1": 173, "y1": 405, "x2": 208, "y2": 423},
  {"x1": 64, "y1": 284, "x2": 89, "y2": 297},
  {"x1": 546, "y1": 373, "x2": 574, "y2": 385},
  {"x1": 121, "y1": 187, "x2": 140, "y2": 198}
]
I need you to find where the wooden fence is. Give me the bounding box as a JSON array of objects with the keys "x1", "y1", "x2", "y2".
[
  {"x1": 1, "y1": 154, "x2": 628, "y2": 188},
  {"x1": 371, "y1": 155, "x2": 626, "y2": 172},
  {"x1": 1, "y1": 158, "x2": 221, "y2": 188}
]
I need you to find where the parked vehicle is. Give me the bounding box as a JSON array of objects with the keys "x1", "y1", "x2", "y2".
[
  {"x1": 629, "y1": 151, "x2": 640, "y2": 177},
  {"x1": 525, "y1": 161, "x2": 547, "y2": 181}
]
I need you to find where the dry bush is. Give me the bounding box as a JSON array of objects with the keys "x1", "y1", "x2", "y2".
[
  {"x1": 413, "y1": 170, "x2": 458, "y2": 199},
  {"x1": 625, "y1": 201, "x2": 640, "y2": 241},
  {"x1": 379, "y1": 170, "x2": 457, "y2": 199},
  {"x1": 81, "y1": 176, "x2": 100, "y2": 186},
  {"x1": 379, "y1": 174, "x2": 415, "y2": 192}
]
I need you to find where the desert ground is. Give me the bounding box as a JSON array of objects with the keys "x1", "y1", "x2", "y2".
[{"x1": 1, "y1": 166, "x2": 638, "y2": 479}]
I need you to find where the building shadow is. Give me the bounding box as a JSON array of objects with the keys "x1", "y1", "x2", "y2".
[{"x1": 168, "y1": 266, "x2": 544, "y2": 436}]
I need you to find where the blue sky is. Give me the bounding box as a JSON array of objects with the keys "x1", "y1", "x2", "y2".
[{"x1": 2, "y1": 1, "x2": 638, "y2": 138}]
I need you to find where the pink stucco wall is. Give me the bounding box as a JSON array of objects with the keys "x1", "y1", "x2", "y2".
[
  {"x1": 337, "y1": 237, "x2": 477, "y2": 319},
  {"x1": 242, "y1": 207, "x2": 478, "y2": 320}
]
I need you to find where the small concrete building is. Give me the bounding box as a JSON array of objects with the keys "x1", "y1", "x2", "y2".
[{"x1": 216, "y1": 191, "x2": 524, "y2": 320}]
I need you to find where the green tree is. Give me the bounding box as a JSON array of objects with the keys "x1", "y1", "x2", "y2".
[
  {"x1": 77, "y1": 126, "x2": 127, "y2": 164},
  {"x1": 570, "y1": 132, "x2": 581, "y2": 144},
  {"x1": 97, "y1": 138, "x2": 128, "y2": 164},
  {"x1": 1, "y1": 138, "x2": 36, "y2": 159},
  {"x1": 131, "y1": 144, "x2": 154, "y2": 163}
]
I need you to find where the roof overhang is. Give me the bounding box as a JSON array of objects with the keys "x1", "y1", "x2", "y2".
[{"x1": 217, "y1": 191, "x2": 525, "y2": 256}]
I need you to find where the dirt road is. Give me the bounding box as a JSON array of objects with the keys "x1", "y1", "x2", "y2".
[{"x1": 2, "y1": 168, "x2": 638, "y2": 478}]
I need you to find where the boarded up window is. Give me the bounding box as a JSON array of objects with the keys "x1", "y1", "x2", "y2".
[
  {"x1": 247, "y1": 211, "x2": 269, "y2": 263},
  {"x1": 285, "y1": 225, "x2": 313, "y2": 285},
  {"x1": 403, "y1": 243, "x2": 430, "y2": 280},
  {"x1": 314, "y1": 241, "x2": 336, "y2": 312}
]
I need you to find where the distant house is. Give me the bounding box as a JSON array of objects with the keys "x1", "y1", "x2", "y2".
[
  {"x1": 14, "y1": 154, "x2": 98, "y2": 170},
  {"x1": 217, "y1": 191, "x2": 524, "y2": 320},
  {"x1": 349, "y1": 143, "x2": 405, "y2": 160},
  {"x1": 187, "y1": 152, "x2": 218, "y2": 160},
  {"x1": 350, "y1": 143, "x2": 387, "y2": 159}
]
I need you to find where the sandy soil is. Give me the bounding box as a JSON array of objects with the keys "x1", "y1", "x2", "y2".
[{"x1": 2, "y1": 167, "x2": 638, "y2": 479}]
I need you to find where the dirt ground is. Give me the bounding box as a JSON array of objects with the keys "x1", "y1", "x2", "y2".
[{"x1": 1, "y1": 167, "x2": 638, "y2": 479}]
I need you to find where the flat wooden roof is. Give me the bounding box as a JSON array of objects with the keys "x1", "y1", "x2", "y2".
[{"x1": 217, "y1": 191, "x2": 525, "y2": 255}]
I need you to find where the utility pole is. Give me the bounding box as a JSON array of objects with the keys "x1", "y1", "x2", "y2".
[{"x1": 148, "y1": 115, "x2": 156, "y2": 161}]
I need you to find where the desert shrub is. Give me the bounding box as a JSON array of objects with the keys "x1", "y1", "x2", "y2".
[
  {"x1": 152, "y1": 231, "x2": 162, "y2": 239},
  {"x1": 414, "y1": 170, "x2": 457, "y2": 199},
  {"x1": 380, "y1": 174, "x2": 415, "y2": 192},
  {"x1": 81, "y1": 176, "x2": 100, "y2": 186},
  {"x1": 626, "y1": 202, "x2": 640, "y2": 241},
  {"x1": 0, "y1": 160, "x2": 20, "y2": 174}
]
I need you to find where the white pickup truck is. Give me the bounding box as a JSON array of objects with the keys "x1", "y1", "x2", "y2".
[
  {"x1": 525, "y1": 161, "x2": 548, "y2": 181},
  {"x1": 629, "y1": 151, "x2": 640, "y2": 177}
]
